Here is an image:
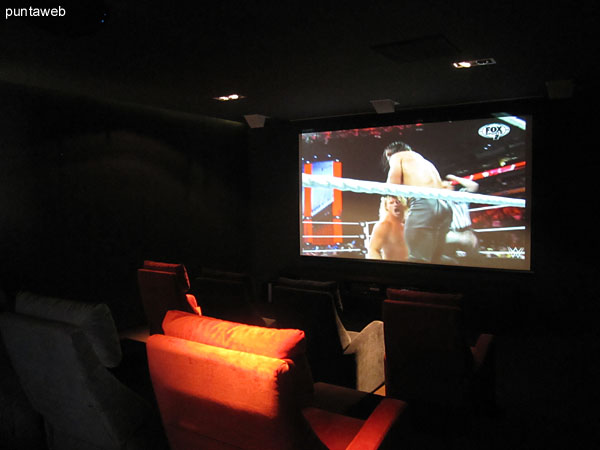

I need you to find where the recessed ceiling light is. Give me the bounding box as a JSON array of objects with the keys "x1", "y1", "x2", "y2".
[
  {"x1": 214, "y1": 94, "x2": 245, "y2": 101},
  {"x1": 453, "y1": 61, "x2": 472, "y2": 69},
  {"x1": 452, "y1": 58, "x2": 496, "y2": 69}
]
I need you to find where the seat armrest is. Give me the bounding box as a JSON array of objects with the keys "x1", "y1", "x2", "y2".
[
  {"x1": 344, "y1": 321, "x2": 383, "y2": 354},
  {"x1": 346, "y1": 398, "x2": 407, "y2": 450},
  {"x1": 471, "y1": 333, "x2": 494, "y2": 371},
  {"x1": 311, "y1": 382, "x2": 384, "y2": 419},
  {"x1": 261, "y1": 316, "x2": 277, "y2": 327},
  {"x1": 346, "y1": 330, "x2": 360, "y2": 341},
  {"x1": 343, "y1": 321, "x2": 385, "y2": 393},
  {"x1": 185, "y1": 294, "x2": 202, "y2": 315}
]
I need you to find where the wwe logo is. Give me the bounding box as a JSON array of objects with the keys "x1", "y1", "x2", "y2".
[{"x1": 508, "y1": 247, "x2": 525, "y2": 259}]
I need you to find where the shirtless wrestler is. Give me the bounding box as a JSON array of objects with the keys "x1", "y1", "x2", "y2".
[
  {"x1": 367, "y1": 196, "x2": 409, "y2": 261},
  {"x1": 384, "y1": 141, "x2": 452, "y2": 263}
]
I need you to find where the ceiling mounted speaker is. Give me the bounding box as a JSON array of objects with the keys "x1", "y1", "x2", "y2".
[
  {"x1": 244, "y1": 114, "x2": 268, "y2": 128},
  {"x1": 370, "y1": 99, "x2": 397, "y2": 114}
]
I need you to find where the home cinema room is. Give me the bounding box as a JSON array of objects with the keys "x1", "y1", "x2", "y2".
[{"x1": 0, "y1": 1, "x2": 598, "y2": 449}]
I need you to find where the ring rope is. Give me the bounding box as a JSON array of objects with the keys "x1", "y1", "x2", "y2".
[
  {"x1": 473, "y1": 226, "x2": 526, "y2": 233},
  {"x1": 302, "y1": 221, "x2": 362, "y2": 225},
  {"x1": 303, "y1": 173, "x2": 526, "y2": 208},
  {"x1": 469, "y1": 205, "x2": 507, "y2": 212},
  {"x1": 302, "y1": 235, "x2": 363, "y2": 239},
  {"x1": 302, "y1": 220, "x2": 379, "y2": 226},
  {"x1": 301, "y1": 249, "x2": 363, "y2": 254}
]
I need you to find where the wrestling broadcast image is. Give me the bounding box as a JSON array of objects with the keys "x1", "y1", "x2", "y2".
[{"x1": 299, "y1": 115, "x2": 531, "y2": 271}]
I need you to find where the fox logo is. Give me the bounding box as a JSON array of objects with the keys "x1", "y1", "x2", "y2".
[{"x1": 478, "y1": 123, "x2": 511, "y2": 140}]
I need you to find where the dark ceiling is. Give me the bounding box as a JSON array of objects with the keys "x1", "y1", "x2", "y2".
[{"x1": 1, "y1": 1, "x2": 594, "y2": 124}]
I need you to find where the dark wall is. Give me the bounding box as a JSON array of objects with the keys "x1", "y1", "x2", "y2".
[
  {"x1": 2, "y1": 81, "x2": 596, "y2": 335},
  {"x1": 248, "y1": 98, "x2": 599, "y2": 336},
  {"x1": 0, "y1": 82, "x2": 248, "y2": 329}
]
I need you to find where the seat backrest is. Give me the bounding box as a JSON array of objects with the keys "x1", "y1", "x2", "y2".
[
  {"x1": 143, "y1": 260, "x2": 191, "y2": 289},
  {"x1": 138, "y1": 260, "x2": 195, "y2": 334},
  {"x1": 383, "y1": 299, "x2": 472, "y2": 404},
  {"x1": 269, "y1": 277, "x2": 344, "y2": 312},
  {"x1": 201, "y1": 267, "x2": 258, "y2": 300},
  {"x1": 385, "y1": 288, "x2": 462, "y2": 308},
  {"x1": 160, "y1": 310, "x2": 314, "y2": 400},
  {"x1": 15, "y1": 290, "x2": 123, "y2": 367},
  {"x1": 0, "y1": 312, "x2": 151, "y2": 450},
  {"x1": 270, "y1": 286, "x2": 352, "y2": 385},
  {"x1": 271, "y1": 277, "x2": 344, "y2": 312},
  {"x1": 191, "y1": 276, "x2": 266, "y2": 326},
  {"x1": 147, "y1": 313, "x2": 320, "y2": 450}
]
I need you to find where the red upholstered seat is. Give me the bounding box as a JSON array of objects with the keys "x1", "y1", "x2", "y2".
[
  {"x1": 147, "y1": 312, "x2": 407, "y2": 450},
  {"x1": 162, "y1": 310, "x2": 315, "y2": 403},
  {"x1": 162, "y1": 310, "x2": 306, "y2": 360}
]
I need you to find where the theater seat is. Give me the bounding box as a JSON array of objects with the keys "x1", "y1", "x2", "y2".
[
  {"x1": 383, "y1": 299, "x2": 495, "y2": 414},
  {"x1": 385, "y1": 288, "x2": 462, "y2": 308},
  {"x1": 270, "y1": 283, "x2": 385, "y2": 393},
  {"x1": 137, "y1": 260, "x2": 201, "y2": 335},
  {"x1": 147, "y1": 310, "x2": 407, "y2": 450},
  {"x1": 0, "y1": 291, "x2": 167, "y2": 450},
  {"x1": 190, "y1": 268, "x2": 269, "y2": 326},
  {"x1": 0, "y1": 289, "x2": 45, "y2": 450}
]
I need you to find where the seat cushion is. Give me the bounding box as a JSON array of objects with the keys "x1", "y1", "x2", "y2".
[
  {"x1": 162, "y1": 310, "x2": 305, "y2": 359},
  {"x1": 15, "y1": 291, "x2": 122, "y2": 368},
  {"x1": 162, "y1": 311, "x2": 314, "y2": 401}
]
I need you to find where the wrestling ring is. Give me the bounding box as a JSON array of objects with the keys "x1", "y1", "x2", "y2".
[{"x1": 301, "y1": 174, "x2": 526, "y2": 258}]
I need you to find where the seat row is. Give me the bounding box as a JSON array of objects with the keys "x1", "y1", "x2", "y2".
[
  {"x1": 138, "y1": 261, "x2": 496, "y2": 413},
  {"x1": 0, "y1": 261, "x2": 495, "y2": 449},
  {"x1": 0, "y1": 287, "x2": 406, "y2": 449}
]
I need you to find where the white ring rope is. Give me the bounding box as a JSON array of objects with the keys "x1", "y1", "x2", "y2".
[
  {"x1": 302, "y1": 248, "x2": 363, "y2": 254},
  {"x1": 473, "y1": 226, "x2": 526, "y2": 233},
  {"x1": 302, "y1": 220, "x2": 379, "y2": 226},
  {"x1": 469, "y1": 205, "x2": 506, "y2": 212},
  {"x1": 303, "y1": 173, "x2": 526, "y2": 208},
  {"x1": 302, "y1": 221, "x2": 362, "y2": 225},
  {"x1": 303, "y1": 235, "x2": 363, "y2": 239}
]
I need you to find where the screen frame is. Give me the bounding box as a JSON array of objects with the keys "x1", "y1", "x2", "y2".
[{"x1": 295, "y1": 99, "x2": 538, "y2": 274}]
